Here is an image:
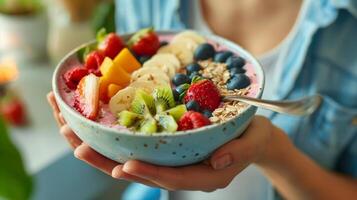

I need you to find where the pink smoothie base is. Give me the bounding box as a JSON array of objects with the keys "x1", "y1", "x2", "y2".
[{"x1": 59, "y1": 35, "x2": 260, "y2": 129}]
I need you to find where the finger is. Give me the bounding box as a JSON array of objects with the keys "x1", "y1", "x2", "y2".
[
  {"x1": 122, "y1": 160, "x2": 239, "y2": 191},
  {"x1": 60, "y1": 125, "x2": 82, "y2": 149},
  {"x1": 112, "y1": 165, "x2": 160, "y2": 188},
  {"x1": 74, "y1": 143, "x2": 119, "y2": 176},
  {"x1": 53, "y1": 111, "x2": 65, "y2": 127},
  {"x1": 210, "y1": 116, "x2": 273, "y2": 170},
  {"x1": 58, "y1": 112, "x2": 66, "y2": 124},
  {"x1": 47, "y1": 92, "x2": 60, "y2": 113}
]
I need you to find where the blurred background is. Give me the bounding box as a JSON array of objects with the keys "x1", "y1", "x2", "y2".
[{"x1": 0, "y1": 0, "x2": 131, "y2": 199}]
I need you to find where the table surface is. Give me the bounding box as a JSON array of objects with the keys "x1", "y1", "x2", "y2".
[{"x1": 10, "y1": 61, "x2": 69, "y2": 174}]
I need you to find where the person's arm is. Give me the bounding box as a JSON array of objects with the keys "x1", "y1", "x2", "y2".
[
  {"x1": 257, "y1": 126, "x2": 357, "y2": 200},
  {"x1": 47, "y1": 92, "x2": 357, "y2": 198}
]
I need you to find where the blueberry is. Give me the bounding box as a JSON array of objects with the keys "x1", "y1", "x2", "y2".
[
  {"x1": 160, "y1": 41, "x2": 169, "y2": 47},
  {"x1": 172, "y1": 89, "x2": 180, "y2": 101},
  {"x1": 186, "y1": 100, "x2": 200, "y2": 111},
  {"x1": 186, "y1": 63, "x2": 201, "y2": 75},
  {"x1": 214, "y1": 51, "x2": 233, "y2": 63},
  {"x1": 227, "y1": 74, "x2": 251, "y2": 90},
  {"x1": 226, "y1": 56, "x2": 245, "y2": 69},
  {"x1": 194, "y1": 43, "x2": 216, "y2": 61},
  {"x1": 202, "y1": 109, "x2": 213, "y2": 118},
  {"x1": 229, "y1": 67, "x2": 246, "y2": 75},
  {"x1": 139, "y1": 56, "x2": 151, "y2": 64},
  {"x1": 172, "y1": 74, "x2": 191, "y2": 86}
]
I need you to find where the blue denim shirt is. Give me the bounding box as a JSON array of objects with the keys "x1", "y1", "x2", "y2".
[{"x1": 115, "y1": 0, "x2": 357, "y2": 198}]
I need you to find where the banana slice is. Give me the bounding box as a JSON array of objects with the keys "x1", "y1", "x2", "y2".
[
  {"x1": 150, "y1": 53, "x2": 181, "y2": 70},
  {"x1": 143, "y1": 59, "x2": 176, "y2": 78},
  {"x1": 157, "y1": 43, "x2": 193, "y2": 67},
  {"x1": 136, "y1": 73, "x2": 169, "y2": 85},
  {"x1": 109, "y1": 86, "x2": 136, "y2": 114},
  {"x1": 171, "y1": 37, "x2": 199, "y2": 52},
  {"x1": 131, "y1": 67, "x2": 170, "y2": 83},
  {"x1": 130, "y1": 80, "x2": 166, "y2": 93},
  {"x1": 173, "y1": 30, "x2": 206, "y2": 44}
]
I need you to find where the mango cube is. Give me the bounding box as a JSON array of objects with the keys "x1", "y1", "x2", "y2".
[{"x1": 113, "y1": 48, "x2": 141, "y2": 73}]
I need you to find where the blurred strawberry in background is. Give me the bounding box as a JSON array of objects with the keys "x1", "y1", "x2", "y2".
[{"x1": 0, "y1": 89, "x2": 27, "y2": 126}]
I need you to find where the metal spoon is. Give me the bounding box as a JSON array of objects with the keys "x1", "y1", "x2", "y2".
[{"x1": 223, "y1": 94, "x2": 323, "y2": 116}]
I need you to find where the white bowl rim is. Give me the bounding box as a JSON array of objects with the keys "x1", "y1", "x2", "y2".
[{"x1": 52, "y1": 30, "x2": 265, "y2": 138}]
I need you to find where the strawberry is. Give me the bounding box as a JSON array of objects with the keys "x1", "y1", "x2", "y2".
[
  {"x1": 128, "y1": 27, "x2": 160, "y2": 56},
  {"x1": 98, "y1": 33, "x2": 125, "y2": 59},
  {"x1": 73, "y1": 74, "x2": 100, "y2": 120},
  {"x1": 63, "y1": 66, "x2": 89, "y2": 90},
  {"x1": 178, "y1": 111, "x2": 211, "y2": 131},
  {"x1": 184, "y1": 79, "x2": 221, "y2": 112},
  {"x1": 85, "y1": 50, "x2": 105, "y2": 76},
  {"x1": 0, "y1": 93, "x2": 27, "y2": 126}
]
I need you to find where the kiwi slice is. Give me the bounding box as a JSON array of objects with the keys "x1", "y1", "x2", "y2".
[
  {"x1": 131, "y1": 89, "x2": 156, "y2": 115},
  {"x1": 138, "y1": 116, "x2": 157, "y2": 134},
  {"x1": 117, "y1": 111, "x2": 143, "y2": 127},
  {"x1": 155, "y1": 114, "x2": 178, "y2": 132},
  {"x1": 165, "y1": 104, "x2": 187, "y2": 121},
  {"x1": 152, "y1": 86, "x2": 176, "y2": 113}
]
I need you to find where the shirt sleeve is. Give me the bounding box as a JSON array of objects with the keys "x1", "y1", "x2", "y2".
[{"x1": 335, "y1": 132, "x2": 357, "y2": 177}]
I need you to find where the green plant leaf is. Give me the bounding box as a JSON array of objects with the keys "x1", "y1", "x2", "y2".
[
  {"x1": 0, "y1": 117, "x2": 32, "y2": 200},
  {"x1": 91, "y1": 2, "x2": 116, "y2": 34}
]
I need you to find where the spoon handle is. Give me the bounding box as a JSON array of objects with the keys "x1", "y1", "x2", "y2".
[{"x1": 223, "y1": 94, "x2": 322, "y2": 116}]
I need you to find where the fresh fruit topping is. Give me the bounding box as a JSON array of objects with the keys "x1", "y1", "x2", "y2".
[
  {"x1": 99, "y1": 57, "x2": 131, "y2": 101},
  {"x1": 152, "y1": 86, "x2": 176, "y2": 112},
  {"x1": 184, "y1": 79, "x2": 221, "y2": 112},
  {"x1": 109, "y1": 86, "x2": 136, "y2": 114},
  {"x1": 128, "y1": 27, "x2": 160, "y2": 56},
  {"x1": 118, "y1": 110, "x2": 143, "y2": 127},
  {"x1": 214, "y1": 51, "x2": 233, "y2": 63},
  {"x1": 178, "y1": 111, "x2": 210, "y2": 131},
  {"x1": 189, "y1": 72, "x2": 202, "y2": 80},
  {"x1": 194, "y1": 43, "x2": 215, "y2": 61},
  {"x1": 139, "y1": 56, "x2": 151, "y2": 64},
  {"x1": 139, "y1": 116, "x2": 158, "y2": 133},
  {"x1": 172, "y1": 89, "x2": 180, "y2": 102},
  {"x1": 107, "y1": 84, "x2": 123, "y2": 99},
  {"x1": 185, "y1": 100, "x2": 200, "y2": 112},
  {"x1": 158, "y1": 43, "x2": 194, "y2": 67},
  {"x1": 186, "y1": 63, "x2": 201, "y2": 75},
  {"x1": 202, "y1": 109, "x2": 213, "y2": 118},
  {"x1": 84, "y1": 50, "x2": 105, "y2": 73},
  {"x1": 129, "y1": 80, "x2": 161, "y2": 94},
  {"x1": 226, "y1": 56, "x2": 245, "y2": 70},
  {"x1": 0, "y1": 93, "x2": 27, "y2": 126},
  {"x1": 172, "y1": 74, "x2": 190, "y2": 86},
  {"x1": 74, "y1": 74, "x2": 100, "y2": 120},
  {"x1": 131, "y1": 89, "x2": 156, "y2": 115},
  {"x1": 227, "y1": 74, "x2": 251, "y2": 90},
  {"x1": 160, "y1": 41, "x2": 169, "y2": 47},
  {"x1": 155, "y1": 114, "x2": 178, "y2": 132},
  {"x1": 143, "y1": 57, "x2": 176, "y2": 78},
  {"x1": 131, "y1": 67, "x2": 170, "y2": 84},
  {"x1": 113, "y1": 48, "x2": 141, "y2": 73},
  {"x1": 164, "y1": 104, "x2": 187, "y2": 121},
  {"x1": 98, "y1": 32, "x2": 125, "y2": 59},
  {"x1": 117, "y1": 86, "x2": 184, "y2": 133},
  {"x1": 175, "y1": 83, "x2": 190, "y2": 101},
  {"x1": 63, "y1": 66, "x2": 89, "y2": 90},
  {"x1": 229, "y1": 67, "x2": 246, "y2": 75},
  {"x1": 173, "y1": 31, "x2": 206, "y2": 45}
]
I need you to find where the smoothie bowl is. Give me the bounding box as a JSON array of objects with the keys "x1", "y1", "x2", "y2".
[{"x1": 52, "y1": 28, "x2": 264, "y2": 166}]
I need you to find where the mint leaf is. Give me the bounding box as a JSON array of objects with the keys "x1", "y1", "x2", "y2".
[
  {"x1": 0, "y1": 117, "x2": 32, "y2": 200},
  {"x1": 96, "y1": 28, "x2": 108, "y2": 43}
]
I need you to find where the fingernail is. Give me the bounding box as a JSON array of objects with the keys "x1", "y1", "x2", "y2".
[{"x1": 213, "y1": 154, "x2": 232, "y2": 170}]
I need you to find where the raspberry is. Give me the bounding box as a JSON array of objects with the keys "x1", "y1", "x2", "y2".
[
  {"x1": 184, "y1": 80, "x2": 221, "y2": 112},
  {"x1": 178, "y1": 111, "x2": 211, "y2": 131},
  {"x1": 85, "y1": 51, "x2": 105, "y2": 71},
  {"x1": 63, "y1": 66, "x2": 89, "y2": 90}
]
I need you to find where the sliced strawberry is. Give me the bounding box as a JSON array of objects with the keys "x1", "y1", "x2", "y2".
[
  {"x1": 128, "y1": 27, "x2": 160, "y2": 56},
  {"x1": 73, "y1": 74, "x2": 100, "y2": 120},
  {"x1": 98, "y1": 33, "x2": 125, "y2": 59},
  {"x1": 178, "y1": 111, "x2": 210, "y2": 131},
  {"x1": 85, "y1": 50, "x2": 105, "y2": 75},
  {"x1": 63, "y1": 66, "x2": 89, "y2": 90},
  {"x1": 184, "y1": 79, "x2": 221, "y2": 112}
]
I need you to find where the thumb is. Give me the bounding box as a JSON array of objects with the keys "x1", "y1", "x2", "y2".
[{"x1": 210, "y1": 116, "x2": 273, "y2": 170}]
